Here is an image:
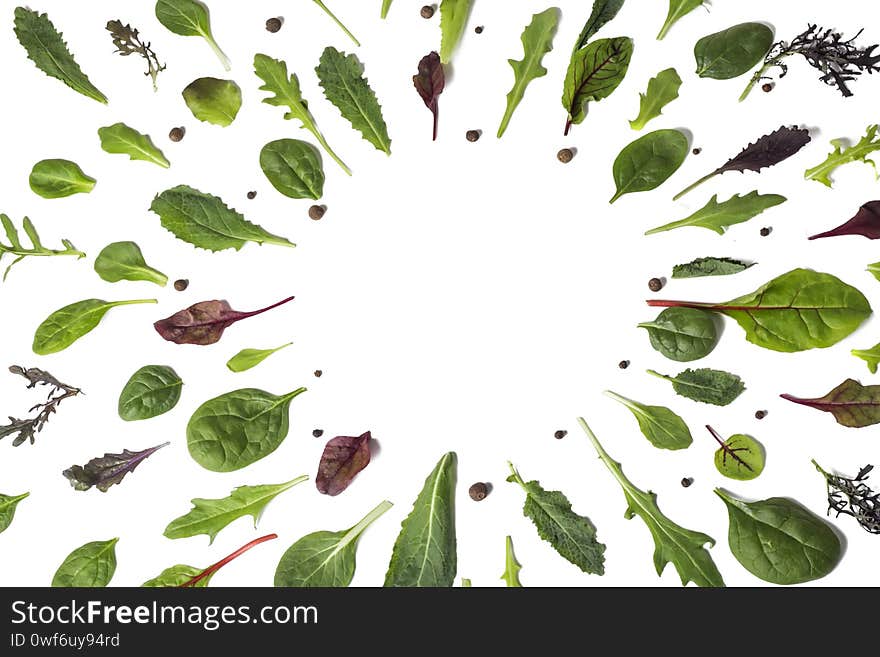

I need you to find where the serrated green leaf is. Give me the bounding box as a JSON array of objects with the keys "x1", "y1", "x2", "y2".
[
  {"x1": 805, "y1": 124, "x2": 880, "y2": 188},
  {"x1": 94, "y1": 241, "x2": 167, "y2": 286},
  {"x1": 672, "y1": 257, "x2": 753, "y2": 279},
  {"x1": 646, "y1": 191, "x2": 786, "y2": 235},
  {"x1": 605, "y1": 390, "x2": 692, "y2": 449},
  {"x1": 500, "y1": 536, "x2": 523, "y2": 587},
  {"x1": 852, "y1": 342, "x2": 880, "y2": 373},
  {"x1": 574, "y1": 0, "x2": 625, "y2": 50},
  {"x1": 0, "y1": 492, "x2": 29, "y2": 534},
  {"x1": 439, "y1": 0, "x2": 473, "y2": 64},
  {"x1": 498, "y1": 8, "x2": 559, "y2": 138},
  {"x1": 98, "y1": 123, "x2": 170, "y2": 167},
  {"x1": 227, "y1": 342, "x2": 293, "y2": 373},
  {"x1": 629, "y1": 68, "x2": 681, "y2": 131},
  {"x1": 562, "y1": 36, "x2": 633, "y2": 133},
  {"x1": 182, "y1": 78, "x2": 241, "y2": 126},
  {"x1": 29, "y1": 160, "x2": 96, "y2": 199},
  {"x1": 647, "y1": 368, "x2": 745, "y2": 406},
  {"x1": 52, "y1": 538, "x2": 118, "y2": 587},
  {"x1": 316, "y1": 47, "x2": 391, "y2": 154}
]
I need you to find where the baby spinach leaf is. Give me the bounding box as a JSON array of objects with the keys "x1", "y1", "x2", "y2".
[
  {"x1": 413, "y1": 51, "x2": 445, "y2": 141},
  {"x1": 672, "y1": 257, "x2": 753, "y2": 279},
  {"x1": 500, "y1": 536, "x2": 523, "y2": 587},
  {"x1": 852, "y1": 343, "x2": 880, "y2": 373},
  {"x1": 260, "y1": 139, "x2": 324, "y2": 201},
  {"x1": 98, "y1": 123, "x2": 170, "y2": 167},
  {"x1": 675, "y1": 125, "x2": 811, "y2": 199},
  {"x1": 154, "y1": 296, "x2": 295, "y2": 346},
  {"x1": 52, "y1": 538, "x2": 118, "y2": 587},
  {"x1": 646, "y1": 192, "x2": 787, "y2": 235},
  {"x1": 657, "y1": 0, "x2": 704, "y2": 40},
  {"x1": 638, "y1": 307, "x2": 718, "y2": 362},
  {"x1": 385, "y1": 452, "x2": 457, "y2": 587},
  {"x1": 694, "y1": 23, "x2": 773, "y2": 80},
  {"x1": 782, "y1": 379, "x2": 880, "y2": 428},
  {"x1": 164, "y1": 475, "x2": 308, "y2": 543},
  {"x1": 312, "y1": 1, "x2": 360, "y2": 47},
  {"x1": 647, "y1": 269, "x2": 872, "y2": 353},
  {"x1": 29, "y1": 159, "x2": 96, "y2": 199},
  {"x1": 33, "y1": 298, "x2": 157, "y2": 355},
  {"x1": 604, "y1": 390, "x2": 692, "y2": 450},
  {"x1": 316, "y1": 47, "x2": 390, "y2": 154},
  {"x1": 714, "y1": 489, "x2": 840, "y2": 585},
  {"x1": 150, "y1": 185, "x2": 295, "y2": 252},
  {"x1": 809, "y1": 201, "x2": 880, "y2": 240},
  {"x1": 63, "y1": 442, "x2": 169, "y2": 492},
  {"x1": 497, "y1": 8, "x2": 559, "y2": 139},
  {"x1": 14, "y1": 8, "x2": 108, "y2": 104},
  {"x1": 629, "y1": 68, "x2": 681, "y2": 131},
  {"x1": 707, "y1": 426, "x2": 764, "y2": 481},
  {"x1": 647, "y1": 368, "x2": 745, "y2": 406},
  {"x1": 574, "y1": 0, "x2": 625, "y2": 50},
  {"x1": 187, "y1": 387, "x2": 307, "y2": 472},
  {"x1": 118, "y1": 365, "x2": 183, "y2": 421},
  {"x1": 94, "y1": 241, "x2": 167, "y2": 286},
  {"x1": 507, "y1": 463, "x2": 606, "y2": 574},
  {"x1": 579, "y1": 418, "x2": 725, "y2": 587},
  {"x1": 254, "y1": 53, "x2": 350, "y2": 175},
  {"x1": 0, "y1": 492, "x2": 28, "y2": 535},
  {"x1": 155, "y1": 0, "x2": 230, "y2": 70},
  {"x1": 439, "y1": 0, "x2": 473, "y2": 64},
  {"x1": 562, "y1": 37, "x2": 633, "y2": 135},
  {"x1": 275, "y1": 500, "x2": 392, "y2": 587},
  {"x1": 144, "y1": 534, "x2": 276, "y2": 587},
  {"x1": 0, "y1": 214, "x2": 84, "y2": 281},
  {"x1": 316, "y1": 431, "x2": 372, "y2": 496},
  {"x1": 227, "y1": 342, "x2": 293, "y2": 373},
  {"x1": 805, "y1": 125, "x2": 880, "y2": 187},
  {"x1": 182, "y1": 77, "x2": 241, "y2": 126},
  {"x1": 610, "y1": 129, "x2": 688, "y2": 203}
]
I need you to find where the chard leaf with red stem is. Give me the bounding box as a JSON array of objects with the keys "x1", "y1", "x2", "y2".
[
  {"x1": 782, "y1": 379, "x2": 880, "y2": 428},
  {"x1": 809, "y1": 201, "x2": 880, "y2": 240},
  {"x1": 413, "y1": 52, "x2": 444, "y2": 141},
  {"x1": 316, "y1": 431, "x2": 372, "y2": 496},
  {"x1": 143, "y1": 534, "x2": 277, "y2": 587},
  {"x1": 154, "y1": 296, "x2": 295, "y2": 345},
  {"x1": 63, "y1": 442, "x2": 169, "y2": 492}
]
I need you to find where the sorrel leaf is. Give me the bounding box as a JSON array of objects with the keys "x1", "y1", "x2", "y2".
[
  {"x1": 672, "y1": 257, "x2": 753, "y2": 278},
  {"x1": 646, "y1": 192, "x2": 786, "y2": 235},
  {"x1": 155, "y1": 0, "x2": 230, "y2": 70},
  {"x1": 52, "y1": 538, "x2": 118, "y2": 587},
  {"x1": 118, "y1": 365, "x2": 183, "y2": 421},
  {"x1": 629, "y1": 68, "x2": 681, "y2": 131},
  {"x1": 707, "y1": 426, "x2": 764, "y2": 481},
  {"x1": 0, "y1": 492, "x2": 29, "y2": 535},
  {"x1": 809, "y1": 201, "x2": 880, "y2": 240},
  {"x1": 94, "y1": 241, "x2": 167, "y2": 286},
  {"x1": 63, "y1": 442, "x2": 169, "y2": 492},
  {"x1": 413, "y1": 52, "x2": 445, "y2": 141},
  {"x1": 574, "y1": 0, "x2": 625, "y2": 50},
  {"x1": 562, "y1": 37, "x2": 633, "y2": 135},
  {"x1": 182, "y1": 77, "x2": 241, "y2": 126},
  {"x1": 610, "y1": 129, "x2": 688, "y2": 203},
  {"x1": 98, "y1": 123, "x2": 170, "y2": 167},
  {"x1": 144, "y1": 534, "x2": 276, "y2": 587},
  {"x1": 647, "y1": 368, "x2": 745, "y2": 406},
  {"x1": 804, "y1": 125, "x2": 880, "y2": 187},
  {"x1": 154, "y1": 296, "x2": 295, "y2": 346},
  {"x1": 781, "y1": 379, "x2": 880, "y2": 428},
  {"x1": 657, "y1": 0, "x2": 704, "y2": 40},
  {"x1": 604, "y1": 391, "x2": 692, "y2": 450},
  {"x1": 29, "y1": 159, "x2": 96, "y2": 199},
  {"x1": 439, "y1": 0, "x2": 472, "y2": 64},
  {"x1": 316, "y1": 431, "x2": 373, "y2": 496},
  {"x1": 227, "y1": 342, "x2": 293, "y2": 373},
  {"x1": 638, "y1": 307, "x2": 717, "y2": 362},
  {"x1": 33, "y1": 298, "x2": 157, "y2": 355},
  {"x1": 260, "y1": 139, "x2": 324, "y2": 201},
  {"x1": 500, "y1": 536, "x2": 523, "y2": 587},
  {"x1": 694, "y1": 23, "x2": 773, "y2": 80}
]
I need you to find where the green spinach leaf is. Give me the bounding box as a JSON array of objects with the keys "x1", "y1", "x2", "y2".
[
  {"x1": 500, "y1": 536, "x2": 523, "y2": 587},
  {"x1": 694, "y1": 23, "x2": 773, "y2": 80},
  {"x1": 672, "y1": 257, "x2": 753, "y2": 279},
  {"x1": 94, "y1": 241, "x2": 167, "y2": 286},
  {"x1": 155, "y1": 0, "x2": 230, "y2": 70},
  {"x1": 118, "y1": 365, "x2": 183, "y2": 421},
  {"x1": 605, "y1": 391, "x2": 692, "y2": 450},
  {"x1": 52, "y1": 538, "x2": 118, "y2": 587},
  {"x1": 629, "y1": 68, "x2": 681, "y2": 131},
  {"x1": 647, "y1": 368, "x2": 745, "y2": 406},
  {"x1": 182, "y1": 77, "x2": 241, "y2": 126},
  {"x1": 29, "y1": 159, "x2": 95, "y2": 199},
  {"x1": 259, "y1": 139, "x2": 324, "y2": 200},
  {"x1": 562, "y1": 37, "x2": 633, "y2": 135},
  {"x1": 610, "y1": 129, "x2": 688, "y2": 203},
  {"x1": 657, "y1": 0, "x2": 704, "y2": 40},
  {"x1": 0, "y1": 492, "x2": 28, "y2": 535},
  {"x1": 98, "y1": 123, "x2": 170, "y2": 167},
  {"x1": 33, "y1": 298, "x2": 157, "y2": 355},
  {"x1": 638, "y1": 307, "x2": 717, "y2": 362},
  {"x1": 707, "y1": 426, "x2": 764, "y2": 480},
  {"x1": 227, "y1": 342, "x2": 293, "y2": 373}
]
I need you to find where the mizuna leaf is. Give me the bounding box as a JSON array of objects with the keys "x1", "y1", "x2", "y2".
[
  {"x1": 385, "y1": 452, "x2": 457, "y2": 587},
  {"x1": 657, "y1": 0, "x2": 704, "y2": 40},
  {"x1": 316, "y1": 431, "x2": 373, "y2": 496},
  {"x1": 674, "y1": 126, "x2": 811, "y2": 200},
  {"x1": 497, "y1": 8, "x2": 559, "y2": 139},
  {"x1": 94, "y1": 241, "x2": 167, "y2": 286},
  {"x1": 259, "y1": 139, "x2": 324, "y2": 201},
  {"x1": 226, "y1": 342, "x2": 293, "y2": 373},
  {"x1": 0, "y1": 492, "x2": 29, "y2": 535},
  {"x1": 155, "y1": 0, "x2": 230, "y2": 71},
  {"x1": 144, "y1": 534, "x2": 277, "y2": 587},
  {"x1": 14, "y1": 8, "x2": 108, "y2": 104},
  {"x1": 579, "y1": 418, "x2": 725, "y2": 587},
  {"x1": 604, "y1": 391, "x2": 692, "y2": 450},
  {"x1": 63, "y1": 442, "x2": 169, "y2": 492},
  {"x1": 500, "y1": 536, "x2": 523, "y2": 587},
  {"x1": 316, "y1": 47, "x2": 390, "y2": 154},
  {"x1": 150, "y1": 185, "x2": 295, "y2": 252},
  {"x1": 647, "y1": 368, "x2": 745, "y2": 406},
  {"x1": 804, "y1": 125, "x2": 880, "y2": 187},
  {"x1": 33, "y1": 298, "x2": 157, "y2": 355},
  {"x1": 254, "y1": 53, "x2": 350, "y2": 175},
  {"x1": 629, "y1": 68, "x2": 681, "y2": 131},
  {"x1": 98, "y1": 123, "x2": 170, "y2": 167},
  {"x1": 707, "y1": 426, "x2": 764, "y2": 481},
  {"x1": 118, "y1": 365, "x2": 183, "y2": 421},
  {"x1": 672, "y1": 257, "x2": 753, "y2": 279},
  {"x1": 574, "y1": 0, "x2": 625, "y2": 50},
  {"x1": 507, "y1": 463, "x2": 606, "y2": 575},
  {"x1": 182, "y1": 77, "x2": 242, "y2": 126},
  {"x1": 274, "y1": 501, "x2": 392, "y2": 587},
  {"x1": 0, "y1": 214, "x2": 84, "y2": 282},
  {"x1": 52, "y1": 538, "x2": 118, "y2": 587},
  {"x1": 852, "y1": 343, "x2": 880, "y2": 374},
  {"x1": 154, "y1": 296, "x2": 295, "y2": 346},
  {"x1": 646, "y1": 192, "x2": 787, "y2": 235},
  {"x1": 29, "y1": 160, "x2": 96, "y2": 199},
  {"x1": 647, "y1": 268, "x2": 872, "y2": 353},
  {"x1": 439, "y1": 0, "x2": 473, "y2": 64},
  {"x1": 781, "y1": 379, "x2": 880, "y2": 428},
  {"x1": 413, "y1": 52, "x2": 445, "y2": 141},
  {"x1": 164, "y1": 475, "x2": 308, "y2": 543},
  {"x1": 809, "y1": 201, "x2": 880, "y2": 240},
  {"x1": 562, "y1": 37, "x2": 633, "y2": 135},
  {"x1": 610, "y1": 129, "x2": 688, "y2": 202}
]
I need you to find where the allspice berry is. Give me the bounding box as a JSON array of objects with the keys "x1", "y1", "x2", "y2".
[
  {"x1": 266, "y1": 17, "x2": 283, "y2": 33},
  {"x1": 314, "y1": 369, "x2": 323, "y2": 378},
  {"x1": 692, "y1": 147, "x2": 702, "y2": 155},
  {"x1": 173, "y1": 279, "x2": 189, "y2": 291},
  {"x1": 420, "y1": 5, "x2": 434, "y2": 19},
  {"x1": 618, "y1": 360, "x2": 630, "y2": 369},
  {"x1": 681, "y1": 477, "x2": 693, "y2": 488},
  {"x1": 648, "y1": 277, "x2": 664, "y2": 292},
  {"x1": 247, "y1": 191, "x2": 257, "y2": 200},
  {"x1": 762, "y1": 83, "x2": 773, "y2": 93},
  {"x1": 760, "y1": 227, "x2": 772, "y2": 237},
  {"x1": 755, "y1": 410, "x2": 767, "y2": 420},
  {"x1": 554, "y1": 429, "x2": 567, "y2": 440},
  {"x1": 475, "y1": 26, "x2": 484, "y2": 34},
  {"x1": 557, "y1": 148, "x2": 574, "y2": 163},
  {"x1": 309, "y1": 205, "x2": 326, "y2": 221},
  {"x1": 468, "y1": 482, "x2": 489, "y2": 501},
  {"x1": 169, "y1": 127, "x2": 185, "y2": 142},
  {"x1": 312, "y1": 429, "x2": 324, "y2": 438},
  {"x1": 465, "y1": 129, "x2": 481, "y2": 142}
]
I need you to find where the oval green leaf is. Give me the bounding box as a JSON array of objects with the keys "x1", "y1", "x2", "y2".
[
  {"x1": 33, "y1": 298, "x2": 158, "y2": 355},
  {"x1": 118, "y1": 365, "x2": 183, "y2": 421},
  {"x1": 610, "y1": 129, "x2": 688, "y2": 203},
  {"x1": 605, "y1": 390, "x2": 692, "y2": 450},
  {"x1": 711, "y1": 431, "x2": 764, "y2": 480},
  {"x1": 259, "y1": 140, "x2": 324, "y2": 200},
  {"x1": 94, "y1": 241, "x2": 168, "y2": 286},
  {"x1": 182, "y1": 77, "x2": 241, "y2": 126},
  {"x1": 227, "y1": 342, "x2": 293, "y2": 373},
  {"x1": 155, "y1": 0, "x2": 230, "y2": 70},
  {"x1": 694, "y1": 22, "x2": 773, "y2": 80},
  {"x1": 98, "y1": 123, "x2": 170, "y2": 167},
  {"x1": 29, "y1": 159, "x2": 96, "y2": 199},
  {"x1": 52, "y1": 538, "x2": 118, "y2": 587},
  {"x1": 638, "y1": 307, "x2": 717, "y2": 362}
]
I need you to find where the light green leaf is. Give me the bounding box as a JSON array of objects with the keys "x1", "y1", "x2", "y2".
[
  {"x1": 52, "y1": 538, "x2": 118, "y2": 587},
  {"x1": 852, "y1": 342, "x2": 880, "y2": 373},
  {"x1": 29, "y1": 159, "x2": 96, "y2": 199},
  {"x1": 381, "y1": 0, "x2": 393, "y2": 19},
  {"x1": 227, "y1": 342, "x2": 293, "y2": 373},
  {"x1": 500, "y1": 536, "x2": 523, "y2": 587},
  {"x1": 804, "y1": 124, "x2": 880, "y2": 188},
  {"x1": 0, "y1": 492, "x2": 29, "y2": 535},
  {"x1": 708, "y1": 427, "x2": 764, "y2": 481},
  {"x1": 118, "y1": 365, "x2": 183, "y2": 421},
  {"x1": 646, "y1": 192, "x2": 787, "y2": 235},
  {"x1": 629, "y1": 68, "x2": 681, "y2": 131},
  {"x1": 657, "y1": 0, "x2": 704, "y2": 40},
  {"x1": 94, "y1": 241, "x2": 167, "y2": 286},
  {"x1": 182, "y1": 77, "x2": 242, "y2": 126},
  {"x1": 604, "y1": 390, "x2": 692, "y2": 450},
  {"x1": 0, "y1": 215, "x2": 84, "y2": 282},
  {"x1": 98, "y1": 123, "x2": 170, "y2": 167},
  {"x1": 155, "y1": 0, "x2": 230, "y2": 70},
  {"x1": 33, "y1": 299, "x2": 157, "y2": 355},
  {"x1": 439, "y1": 0, "x2": 473, "y2": 64}
]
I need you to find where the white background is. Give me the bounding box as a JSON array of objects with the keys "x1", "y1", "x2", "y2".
[{"x1": 1, "y1": 0, "x2": 879, "y2": 588}]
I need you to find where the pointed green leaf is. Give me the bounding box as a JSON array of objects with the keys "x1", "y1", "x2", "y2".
[
  {"x1": 852, "y1": 343, "x2": 880, "y2": 373},
  {"x1": 94, "y1": 241, "x2": 168, "y2": 286},
  {"x1": 629, "y1": 68, "x2": 681, "y2": 131},
  {"x1": 605, "y1": 391, "x2": 692, "y2": 450},
  {"x1": 782, "y1": 378, "x2": 880, "y2": 428},
  {"x1": 562, "y1": 37, "x2": 633, "y2": 133},
  {"x1": 0, "y1": 492, "x2": 29, "y2": 534},
  {"x1": 574, "y1": 0, "x2": 625, "y2": 50},
  {"x1": 118, "y1": 365, "x2": 183, "y2": 421},
  {"x1": 33, "y1": 299, "x2": 157, "y2": 355},
  {"x1": 155, "y1": 0, "x2": 230, "y2": 70},
  {"x1": 52, "y1": 538, "x2": 118, "y2": 587},
  {"x1": 227, "y1": 342, "x2": 293, "y2": 373},
  {"x1": 439, "y1": 0, "x2": 473, "y2": 64},
  {"x1": 646, "y1": 192, "x2": 786, "y2": 235},
  {"x1": 500, "y1": 536, "x2": 523, "y2": 587},
  {"x1": 98, "y1": 123, "x2": 170, "y2": 167},
  {"x1": 657, "y1": 0, "x2": 704, "y2": 40}
]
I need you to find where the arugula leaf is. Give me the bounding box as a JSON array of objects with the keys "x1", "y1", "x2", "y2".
[
  {"x1": 260, "y1": 140, "x2": 324, "y2": 201},
  {"x1": 578, "y1": 418, "x2": 725, "y2": 587},
  {"x1": 144, "y1": 534, "x2": 276, "y2": 587},
  {"x1": 316, "y1": 47, "x2": 391, "y2": 154},
  {"x1": 804, "y1": 125, "x2": 880, "y2": 187},
  {"x1": 562, "y1": 37, "x2": 633, "y2": 135},
  {"x1": 604, "y1": 391, "x2": 692, "y2": 450},
  {"x1": 672, "y1": 257, "x2": 753, "y2": 279},
  {"x1": 574, "y1": 0, "x2": 625, "y2": 50},
  {"x1": 852, "y1": 343, "x2": 880, "y2": 374},
  {"x1": 94, "y1": 241, "x2": 167, "y2": 286},
  {"x1": 150, "y1": 185, "x2": 295, "y2": 252},
  {"x1": 638, "y1": 307, "x2": 718, "y2": 362},
  {"x1": 52, "y1": 538, "x2": 118, "y2": 587},
  {"x1": 507, "y1": 463, "x2": 606, "y2": 575},
  {"x1": 707, "y1": 426, "x2": 764, "y2": 481},
  {"x1": 385, "y1": 452, "x2": 457, "y2": 587},
  {"x1": 33, "y1": 299, "x2": 157, "y2": 355},
  {"x1": 809, "y1": 201, "x2": 880, "y2": 240},
  {"x1": 118, "y1": 366, "x2": 183, "y2": 421},
  {"x1": 254, "y1": 54, "x2": 350, "y2": 175},
  {"x1": 182, "y1": 78, "x2": 241, "y2": 126},
  {"x1": 647, "y1": 368, "x2": 745, "y2": 406},
  {"x1": 14, "y1": 8, "x2": 108, "y2": 104},
  {"x1": 497, "y1": 8, "x2": 559, "y2": 139},
  {"x1": 0, "y1": 492, "x2": 29, "y2": 535},
  {"x1": 227, "y1": 342, "x2": 293, "y2": 373},
  {"x1": 29, "y1": 160, "x2": 96, "y2": 199},
  {"x1": 63, "y1": 442, "x2": 169, "y2": 492},
  {"x1": 657, "y1": 0, "x2": 704, "y2": 41},
  {"x1": 500, "y1": 536, "x2": 523, "y2": 587},
  {"x1": 0, "y1": 214, "x2": 84, "y2": 281},
  {"x1": 275, "y1": 500, "x2": 392, "y2": 587},
  {"x1": 164, "y1": 475, "x2": 308, "y2": 543},
  {"x1": 439, "y1": 0, "x2": 473, "y2": 64},
  {"x1": 155, "y1": 0, "x2": 230, "y2": 70},
  {"x1": 629, "y1": 68, "x2": 681, "y2": 131},
  {"x1": 610, "y1": 129, "x2": 688, "y2": 203},
  {"x1": 694, "y1": 23, "x2": 774, "y2": 80},
  {"x1": 782, "y1": 379, "x2": 880, "y2": 428},
  {"x1": 98, "y1": 123, "x2": 169, "y2": 167},
  {"x1": 646, "y1": 192, "x2": 787, "y2": 235},
  {"x1": 312, "y1": 1, "x2": 359, "y2": 46}
]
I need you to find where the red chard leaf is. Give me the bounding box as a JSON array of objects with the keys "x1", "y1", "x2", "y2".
[
  {"x1": 809, "y1": 201, "x2": 880, "y2": 240},
  {"x1": 154, "y1": 296, "x2": 295, "y2": 345},
  {"x1": 413, "y1": 51, "x2": 444, "y2": 141},
  {"x1": 316, "y1": 431, "x2": 372, "y2": 496},
  {"x1": 781, "y1": 379, "x2": 880, "y2": 428},
  {"x1": 63, "y1": 442, "x2": 169, "y2": 492}
]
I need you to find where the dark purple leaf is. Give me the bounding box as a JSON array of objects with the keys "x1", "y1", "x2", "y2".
[
  {"x1": 781, "y1": 379, "x2": 880, "y2": 428},
  {"x1": 154, "y1": 296, "x2": 295, "y2": 345},
  {"x1": 316, "y1": 431, "x2": 372, "y2": 496},
  {"x1": 413, "y1": 51, "x2": 444, "y2": 141},
  {"x1": 809, "y1": 201, "x2": 880, "y2": 240},
  {"x1": 63, "y1": 442, "x2": 169, "y2": 492}
]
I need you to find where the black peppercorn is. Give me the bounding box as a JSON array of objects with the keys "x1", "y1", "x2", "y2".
[
  {"x1": 469, "y1": 482, "x2": 489, "y2": 501},
  {"x1": 314, "y1": 369, "x2": 323, "y2": 378},
  {"x1": 266, "y1": 17, "x2": 283, "y2": 33},
  {"x1": 173, "y1": 279, "x2": 189, "y2": 291},
  {"x1": 755, "y1": 410, "x2": 767, "y2": 420},
  {"x1": 554, "y1": 429, "x2": 567, "y2": 440},
  {"x1": 618, "y1": 360, "x2": 629, "y2": 369},
  {"x1": 475, "y1": 26, "x2": 484, "y2": 34},
  {"x1": 169, "y1": 127, "x2": 185, "y2": 142},
  {"x1": 762, "y1": 83, "x2": 773, "y2": 93},
  {"x1": 557, "y1": 148, "x2": 574, "y2": 163},
  {"x1": 465, "y1": 129, "x2": 481, "y2": 142},
  {"x1": 760, "y1": 227, "x2": 772, "y2": 237},
  {"x1": 312, "y1": 429, "x2": 324, "y2": 438},
  {"x1": 247, "y1": 191, "x2": 257, "y2": 200},
  {"x1": 309, "y1": 205, "x2": 326, "y2": 220},
  {"x1": 681, "y1": 477, "x2": 693, "y2": 488},
  {"x1": 420, "y1": 5, "x2": 434, "y2": 19},
  {"x1": 648, "y1": 277, "x2": 663, "y2": 292},
  {"x1": 692, "y1": 147, "x2": 701, "y2": 155}
]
